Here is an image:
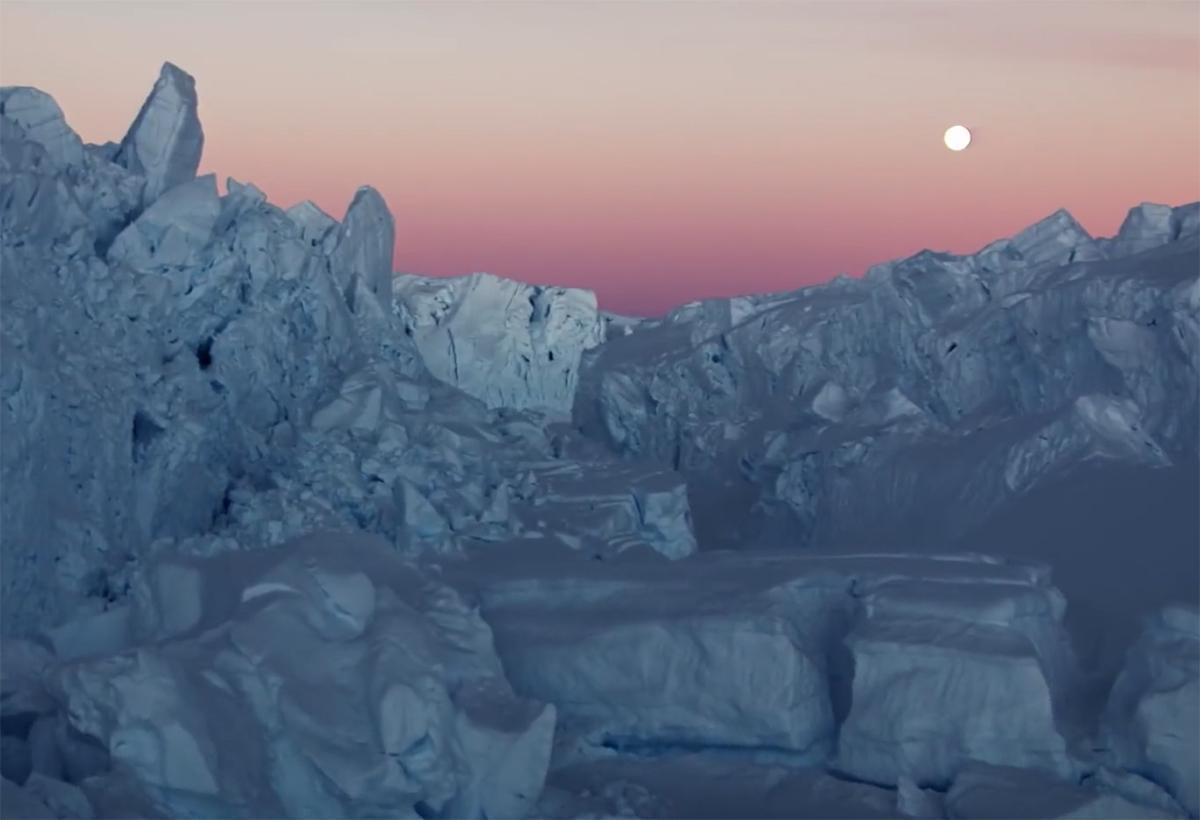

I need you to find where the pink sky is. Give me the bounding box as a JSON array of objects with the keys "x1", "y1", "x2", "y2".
[{"x1": 2, "y1": 1, "x2": 1198, "y2": 315}]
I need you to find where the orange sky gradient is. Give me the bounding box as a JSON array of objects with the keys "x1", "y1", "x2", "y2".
[{"x1": 2, "y1": 1, "x2": 1198, "y2": 315}]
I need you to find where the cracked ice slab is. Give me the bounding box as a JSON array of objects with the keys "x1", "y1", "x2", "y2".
[
  {"x1": 106, "y1": 173, "x2": 220, "y2": 271},
  {"x1": 834, "y1": 571, "x2": 1077, "y2": 788},
  {"x1": 395, "y1": 272, "x2": 605, "y2": 417},
  {"x1": 447, "y1": 547, "x2": 1072, "y2": 776}
]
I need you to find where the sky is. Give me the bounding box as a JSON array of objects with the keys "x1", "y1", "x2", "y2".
[{"x1": 2, "y1": 1, "x2": 1198, "y2": 315}]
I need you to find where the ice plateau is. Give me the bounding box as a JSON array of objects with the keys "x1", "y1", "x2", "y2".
[{"x1": 1, "y1": 64, "x2": 1197, "y2": 820}]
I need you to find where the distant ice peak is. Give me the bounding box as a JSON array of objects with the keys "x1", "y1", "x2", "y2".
[{"x1": 115, "y1": 61, "x2": 204, "y2": 209}]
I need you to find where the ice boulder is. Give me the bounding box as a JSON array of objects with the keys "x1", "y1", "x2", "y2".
[
  {"x1": 1005, "y1": 208, "x2": 1104, "y2": 269},
  {"x1": 286, "y1": 200, "x2": 338, "y2": 249},
  {"x1": 46, "y1": 532, "x2": 555, "y2": 819},
  {"x1": 106, "y1": 173, "x2": 220, "y2": 271},
  {"x1": 0, "y1": 88, "x2": 85, "y2": 168},
  {"x1": 1100, "y1": 605, "x2": 1199, "y2": 817},
  {"x1": 836, "y1": 572, "x2": 1077, "y2": 787},
  {"x1": 449, "y1": 547, "x2": 865, "y2": 763},
  {"x1": 1108, "y1": 203, "x2": 1179, "y2": 256},
  {"x1": 452, "y1": 549, "x2": 1089, "y2": 777},
  {"x1": 488, "y1": 595, "x2": 834, "y2": 760},
  {"x1": 115, "y1": 62, "x2": 203, "y2": 208},
  {"x1": 395, "y1": 273, "x2": 605, "y2": 417}
]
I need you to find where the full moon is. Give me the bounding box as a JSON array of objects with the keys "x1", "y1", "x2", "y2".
[{"x1": 944, "y1": 125, "x2": 972, "y2": 151}]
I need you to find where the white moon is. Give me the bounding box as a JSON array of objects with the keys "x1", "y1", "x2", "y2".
[{"x1": 944, "y1": 125, "x2": 972, "y2": 152}]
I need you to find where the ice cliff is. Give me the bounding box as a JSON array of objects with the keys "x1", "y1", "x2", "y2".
[{"x1": 394, "y1": 273, "x2": 605, "y2": 417}]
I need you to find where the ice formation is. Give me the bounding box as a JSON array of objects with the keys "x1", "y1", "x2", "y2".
[
  {"x1": 114, "y1": 62, "x2": 203, "y2": 209},
  {"x1": 11, "y1": 533, "x2": 555, "y2": 818},
  {"x1": 449, "y1": 548, "x2": 1192, "y2": 817},
  {"x1": 332, "y1": 186, "x2": 396, "y2": 311},
  {"x1": 0, "y1": 88, "x2": 85, "y2": 168},
  {"x1": 395, "y1": 273, "x2": 606, "y2": 417},
  {"x1": 1101, "y1": 606, "x2": 1199, "y2": 816},
  {"x1": 835, "y1": 575, "x2": 1076, "y2": 786},
  {"x1": 575, "y1": 203, "x2": 1197, "y2": 554},
  {"x1": 2, "y1": 63, "x2": 1197, "y2": 819}
]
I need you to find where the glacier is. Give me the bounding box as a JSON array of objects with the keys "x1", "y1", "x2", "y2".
[{"x1": 1, "y1": 62, "x2": 1197, "y2": 819}]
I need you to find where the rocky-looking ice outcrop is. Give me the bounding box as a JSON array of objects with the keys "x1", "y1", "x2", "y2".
[
  {"x1": 2, "y1": 533, "x2": 556, "y2": 819},
  {"x1": 964, "y1": 208, "x2": 1108, "y2": 287},
  {"x1": 572, "y1": 201, "x2": 1199, "y2": 678},
  {"x1": 114, "y1": 62, "x2": 203, "y2": 208},
  {"x1": 835, "y1": 574, "x2": 1077, "y2": 786},
  {"x1": 448, "y1": 547, "x2": 848, "y2": 762},
  {"x1": 1102, "y1": 202, "x2": 1199, "y2": 258},
  {"x1": 106, "y1": 173, "x2": 221, "y2": 270},
  {"x1": 285, "y1": 199, "x2": 338, "y2": 248},
  {"x1": 448, "y1": 547, "x2": 1079, "y2": 781},
  {"x1": 1, "y1": 85, "x2": 392, "y2": 633},
  {"x1": 1, "y1": 63, "x2": 697, "y2": 637},
  {"x1": 0, "y1": 66, "x2": 411, "y2": 631},
  {"x1": 395, "y1": 273, "x2": 606, "y2": 417},
  {"x1": 0, "y1": 87, "x2": 85, "y2": 168}
]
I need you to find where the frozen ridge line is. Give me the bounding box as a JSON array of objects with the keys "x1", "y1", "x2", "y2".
[{"x1": 2, "y1": 62, "x2": 1198, "y2": 820}]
